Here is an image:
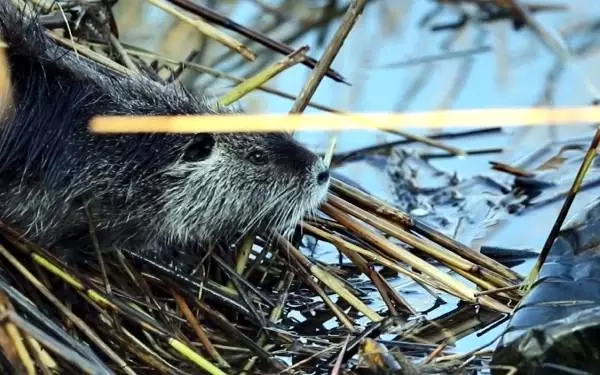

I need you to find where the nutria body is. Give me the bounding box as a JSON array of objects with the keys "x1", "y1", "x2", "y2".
[{"x1": 0, "y1": 2, "x2": 330, "y2": 257}]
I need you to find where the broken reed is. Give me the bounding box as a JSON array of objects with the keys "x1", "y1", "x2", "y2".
[{"x1": 315, "y1": 179, "x2": 524, "y2": 307}]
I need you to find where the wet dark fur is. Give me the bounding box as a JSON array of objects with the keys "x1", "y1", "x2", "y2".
[{"x1": 0, "y1": 2, "x2": 330, "y2": 259}]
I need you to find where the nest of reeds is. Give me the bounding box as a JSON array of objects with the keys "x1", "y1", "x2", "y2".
[{"x1": 0, "y1": 0, "x2": 563, "y2": 374}]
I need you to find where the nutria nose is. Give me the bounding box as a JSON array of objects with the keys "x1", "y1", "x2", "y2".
[{"x1": 317, "y1": 170, "x2": 330, "y2": 185}]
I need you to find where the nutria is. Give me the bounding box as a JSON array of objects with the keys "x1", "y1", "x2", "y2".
[{"x1": 0, "y1": 1, "x2": 330, "y2": 258}]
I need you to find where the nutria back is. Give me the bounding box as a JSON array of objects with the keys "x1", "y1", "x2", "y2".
[{"x1": 0, "y1": 2, "x2": 330, "y2": 257}]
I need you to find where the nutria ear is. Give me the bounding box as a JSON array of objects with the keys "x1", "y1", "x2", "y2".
[
  {"x1": 181, "y1": 135, "x2": 215, "y2": 162},
  {"x1": 0, "y1": 41, "x2": 12, "y2": 123}
]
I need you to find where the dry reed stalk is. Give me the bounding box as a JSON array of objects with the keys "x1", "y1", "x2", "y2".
[
  {"x1": 327, "y1": 194, "x2": 485, "y2": 274},
  {"x1": 24, "y1": 335, "x2": 56, "y2": 375},
  {"x1": 145, "y1": 0, "x2": 256, "y2": 61},
  {"x1": 108, "y1": 33, "x2": 140, "y2": 74},
  {"x1": 320, "y1": 204, "x2": 512, "y2": 313},
  {"x1": 172, "y1": 291, "x2": 230, "y2": 368},
  {"x1": 303, "y1": 222, "x2": 450, "y2": 291},
  {"x1": 6, "y1": 309, "x2": 104, "y2": 374},
  {"x1": 289, "y1": 0, "x2": 369, "y2": 114},
  {"x1": 231, "y1": 234, "x2": 255, "y2": 290},
  {"x1": 0, "y1": 244, "x2": 137, "y2": 375},
  {"x1": 338, "y1": 242, "x2": 416, "y2": 315},
  {"x1": 0, "y1": 292, "x2": 35, "y2": 375},
  {"x1": 89, "y1": 107, "x2": 600, "y2": 133},
  {"x1": 274, "y1": 233, "x2": 384, "y2": 322},
  {"x1": 0, "y1": 228, "x2": 235, "y2": 374},
  {"x1": 164, "y1": 0, "x2": 348, "y2": 83},
  {"x1": 46, "y1": 31, "x2": 131, "y2": 75},
  {"x1": 0, "y1": 41, "x2": 13, "y2": 121},
  {"x1": 219, "y1": 46, "x2": 308, "y2": 106},
  {"x1": 522, "y1": 125, "x2": 600, "y2": 292},
  {"x1": 240, "y1": 272, "x2": 294, "y2": 374},
  {"x1": 304, "y1": 220, "x2": 515, "y2": 318},
  {"x1": 329, "y1": 179, "x2": 523, "y2": 282},
  {"x1": 86, "y1": 43, "x2": 341, "y2": 113}
]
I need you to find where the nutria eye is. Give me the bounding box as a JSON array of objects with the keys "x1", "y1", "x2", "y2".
[
  {"x1": 248, "y1": 149, "x2": 268, "y2": 165},
  {"x1": 182, "y1": 136, "x2": 214, "y2": 162}
]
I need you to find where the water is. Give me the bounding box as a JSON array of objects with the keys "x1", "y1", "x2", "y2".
[
  {"x1": 114, "y1": 0, "x2": 600, "y2": 366},
  {"x1": 318, "y1": 123, "x2": 600, "y2": 357}
]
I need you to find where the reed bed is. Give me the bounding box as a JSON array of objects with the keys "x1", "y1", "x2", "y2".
[{"x1": 1, "y1": 0, "x2": 596, "y2": 374}]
